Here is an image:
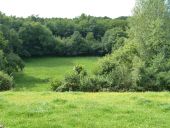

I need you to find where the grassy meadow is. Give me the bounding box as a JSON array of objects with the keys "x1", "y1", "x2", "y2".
[
  {"x1": 0, "y1": 92, "x2": 170, "y2": 128},
  {"x1": 0, "y1": 57, "x2": 170, "y2": 128},
  {"x1": 14, "y1": 57, "x2": 98, "y2": 91}
]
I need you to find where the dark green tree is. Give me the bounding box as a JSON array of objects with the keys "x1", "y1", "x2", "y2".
[{"x1": 19, "y1": 22, "x2": 56, "y2": 56}]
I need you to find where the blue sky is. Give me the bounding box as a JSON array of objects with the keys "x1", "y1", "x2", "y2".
[{"x1": 0, "y1": 0, "x2": 136, "y2": 18}]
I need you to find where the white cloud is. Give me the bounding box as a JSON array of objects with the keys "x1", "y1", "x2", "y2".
[{"x1": 0, "y1": 0, "x2": 136, "y2": 18}]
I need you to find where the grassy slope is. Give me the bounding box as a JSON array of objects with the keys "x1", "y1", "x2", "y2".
[
  {"x1": 0, "y1": 92, "x2": 170, "y2": 128},
  {"x1": 14, "y1": 57, "x2": 98, "y2": 91}
]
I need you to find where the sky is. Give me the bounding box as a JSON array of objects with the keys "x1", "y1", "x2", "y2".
[{"x1": 0, "y1": 0, "x2": 136, "y2": 18}]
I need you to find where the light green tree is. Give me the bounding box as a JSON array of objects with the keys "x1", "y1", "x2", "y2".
[{"x1": 96, "y1": 0, "x2": 170, "y2": 91}]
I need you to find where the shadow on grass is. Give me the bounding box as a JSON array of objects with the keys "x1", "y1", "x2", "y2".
[
  {"x1": 14, "y1": 73, "x2": 49, "y2": 91},
  {"x1": 24, "y1": 57, "x2": 76, "y2": 68}
]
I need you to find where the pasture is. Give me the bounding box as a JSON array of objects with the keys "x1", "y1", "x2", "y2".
[
  {"x1": 14, "y1": 57, "x2": 98, "y2": 91},
  {"x1": 1, "y1": 0, "x2": 170, "y2": 127},
  {"x1": 0, "y1": 57, "x2": 170, "y2": 128},
  {"x1": 0, "y1": 92, "x2": 170, "y2": 128}
]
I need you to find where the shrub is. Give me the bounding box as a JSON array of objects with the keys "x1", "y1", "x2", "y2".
[
  {"x1": 62, "y1": 65, "x2": 87, "y2": 91},
  {"x1": 64, "y1": 72, "x2": 80, "y2": 91},
  {"x1": 80, "y1": 77, "x2": 96, "y2": 92},
  {"x1": 51, "y1": 65, "x2": 90, "y2": 92},
  {"x1": 0, "y1": 50, "x2": 6, "y2": 72},
  {"x1": 156, "y1": 71, "x2": 170, "y2": 91},
  {"x1": 56, "y1": 85, "x2": 69, "y2": 92},
  {"x1": 6, "y1": 52, "x2": 25, "y2": 74},
  {"x1": 51, "y1": 79, "x2": 62, "y2": 91},
  {"x1": 0, "y1": 71, "x2": 14, "y2": 91},
  {"x1": 73, "y1": 65, "x2": 83, "y2": 74},
  {"x1": 50, "y1": 79, "x2": 69, "y2": 92},
  {"x1": 80, "y1": 76, "x2": 110, "y2": 92}
]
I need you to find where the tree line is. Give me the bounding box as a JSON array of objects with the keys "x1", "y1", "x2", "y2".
[{"x1": 0, "y1": 13, "x2": 128, "y2": 57}]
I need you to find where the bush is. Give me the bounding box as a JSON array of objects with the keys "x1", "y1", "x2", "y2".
[
  {"x1": 56, "y1": 85, "x2": 69, "y2": 92},
  {"x1": 64, "y1": 72, "x2": 80, "y2": 91},
  {"x1": 50, "y1": 65, "x2": 113, "y2": 92},
  {"x1": 62, "y1": 65, "x2": 87, "y2": 91},
  {"x1": 51, "y1": 79, "x2": 62, "y2": 91},
  {"x1": 0, "y1": 50, "x2": 6, "y2": 72},
  {"x1": 0, "y1": 71, "x2": 14, "y2": 91},
  {"x1": 73, "y1": 65, "x2": 83, "y2": 74},
  {"x1": 80, "y1": 76, "x2": 110, "y2": 92},
  {"x1": 6, "y1": 52, "x2": 25, "y2": 74},
  {"x1": 51, "y1": 65, "x2": 90, "y2": 92},
  {"x1": 80, "y1": 77, "x2": 100, "y2": 92},
  {"x1": 156, "y1": 71, "x2": 170, "y2": 91}
]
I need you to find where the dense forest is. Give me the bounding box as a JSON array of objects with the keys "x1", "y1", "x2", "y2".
[
  {"x1": 0, "y1": 13, "x2": 128, "y2": 57},
  {"x1": 1, "y1": 0, "x2": 170, "y2": 92}
]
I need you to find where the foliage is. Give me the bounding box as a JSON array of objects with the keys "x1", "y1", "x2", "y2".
[
  {"x1": 73, "y1": 64, "x2": 84, "y2": 74},
  {"x1": 0, "y1": 12, "x2": 128, "y2": 57},
  {"x1": 80, "y1": 76, "x2": 110, "y2": 92},
  {"x1": 0, "y1": 71, "x2": 14, "y2": 91},
  {"x1": 5, "y1": 52, "x2": 24, "y2": 74},
  {"x1": 0, "y1": 50, "x2": 6, "y2": 72},
  {"x1": 52, "y1": 64, "x2": 111, "y2": 92},
  {"x1": 102, "y1": 27, "x2": 127, "y2": 53},
  {"x1": 94, "y1": 0, "x2": 170, "y2": 91},
  {"x1": 51, "y1": 79, "x2": 62, "y2": 91},
  {"x1": 64, "y1": 72, "x2": 80, "y2": 91},
  {"x1": 52, "y1": 65, "x2": 87, "y2": 91},
  {"x1": 2, "y1": 0, "x2": 170, "y2": 92},
  {"x1": 19, "y1": 22, "x2": 56, "y2": 56},
  {"x1": 0, "y1": 32, "x2": 24, "y2": 75}
]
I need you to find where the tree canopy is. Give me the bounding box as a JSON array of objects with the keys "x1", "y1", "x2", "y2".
[
  {"x1": 0, "y1": 12, "x2": 128, "y2": 57},
  {"x1": 95, "y1": 0, "x2": 170, "y2": 91}
]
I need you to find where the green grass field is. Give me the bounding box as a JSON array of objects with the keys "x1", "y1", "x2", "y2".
[
  {"x1": 0, "y1": 92, "x2": 170, "y2": 128},
  {"x1": 0, "y1": 57, "x2": 170, "y2": 128},
  {"x1": 14, "y1": 57, "x2": 98, "y2": 91}
]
